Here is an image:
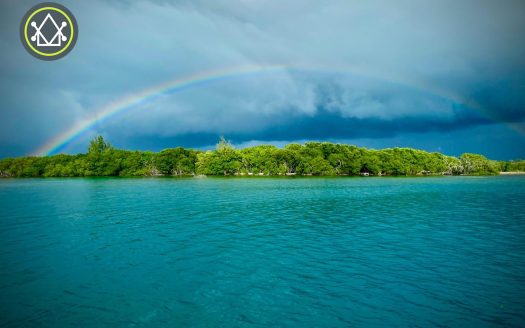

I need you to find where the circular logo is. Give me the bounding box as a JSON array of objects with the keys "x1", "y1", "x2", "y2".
[{"x1": 20, "y1": 2, "x2": 78, "y2": 60}]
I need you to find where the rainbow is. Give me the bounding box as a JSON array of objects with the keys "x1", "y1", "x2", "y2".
[
  {"x1": 32, "y1": 63, "x2": 517, "y2": 156},
  {"x1": 33, "y1": 64, "x2": 287, "y2": 156}
]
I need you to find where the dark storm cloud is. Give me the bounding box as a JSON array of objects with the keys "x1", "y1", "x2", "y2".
[
  {"x1": 0, "y1": 0, "x2": 525, "y2": 158},
  {"x1": 120, "y1": 106, "x2": 492, "y2": 150}
]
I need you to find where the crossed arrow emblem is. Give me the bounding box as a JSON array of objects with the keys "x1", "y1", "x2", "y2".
[{"x1": 30, "y1": 13, "x2": 67, "y2": 47}]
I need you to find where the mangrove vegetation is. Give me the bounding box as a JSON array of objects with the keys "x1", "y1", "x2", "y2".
[{"x1": 1, "y1": 136, "x2": 523, "y2": 177}]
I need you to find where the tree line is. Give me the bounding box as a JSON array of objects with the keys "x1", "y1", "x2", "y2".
[{"x1": 0, "y1": 136, "x2": 523, "y2": 177}]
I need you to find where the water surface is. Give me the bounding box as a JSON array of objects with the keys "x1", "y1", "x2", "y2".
[{"x1": 1, "y1": 176, "x2": 524, "y2": 327}]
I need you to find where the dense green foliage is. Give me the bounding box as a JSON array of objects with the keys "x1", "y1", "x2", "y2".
[
  {"x1": 0, "y1": 136, "x2": 520, "y2": 177},
  {"x1": 499, "y1": 160, "x2": 525, "y2": 173}
]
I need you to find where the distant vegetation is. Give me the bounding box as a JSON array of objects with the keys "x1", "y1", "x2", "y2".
[{"x1": 1, "y1": 136, "x2": 523, "y2": 177}]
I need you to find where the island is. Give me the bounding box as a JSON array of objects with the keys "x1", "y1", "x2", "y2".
[{"x1": 1, "y1": 136, "x2": 524, "y2": 177}]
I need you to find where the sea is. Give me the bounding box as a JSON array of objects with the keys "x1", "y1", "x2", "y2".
[{"x1": 1, "y1": 176, "x2": 524, "y2": 327}]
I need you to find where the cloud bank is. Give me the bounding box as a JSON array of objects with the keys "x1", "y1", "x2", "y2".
[{"x1": 0, "y1": 0, "x2": 524, "y2": 159}]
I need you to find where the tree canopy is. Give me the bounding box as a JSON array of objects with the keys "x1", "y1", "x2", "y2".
[{"x1": 0, "y1": 136, "x2": 520, "y2": 177}]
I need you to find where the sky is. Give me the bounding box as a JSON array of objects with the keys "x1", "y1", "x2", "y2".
[{"x1": 1, "y1": 0, "x2": 524, "y2": 160}]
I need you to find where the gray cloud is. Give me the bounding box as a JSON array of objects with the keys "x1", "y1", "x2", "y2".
[{"x1": 0, "y1": 0, "x2": 524, "y2": 158}]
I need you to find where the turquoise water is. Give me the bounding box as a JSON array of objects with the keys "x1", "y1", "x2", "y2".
[{"x1": 0, "y1": 176, "x2": 524, "y2": 327}]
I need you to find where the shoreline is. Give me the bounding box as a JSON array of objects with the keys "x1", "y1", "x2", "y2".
[
  {"x1": 2, "y1": 137, "x2": 523, "y2": 178},
  {"x1": 2, "y1": 173, "x2": 520, "y2": 179}
]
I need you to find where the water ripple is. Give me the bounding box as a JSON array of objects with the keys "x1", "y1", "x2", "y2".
[{"x1": 0, "y1": 176, "x2": 524, "y2": 327}]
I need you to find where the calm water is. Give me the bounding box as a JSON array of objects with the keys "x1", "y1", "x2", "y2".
[{"x1": 0, "y1": 176, "x2": 524, "y2": 327}]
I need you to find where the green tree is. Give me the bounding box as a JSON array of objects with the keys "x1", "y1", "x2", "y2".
[
  {"x1": 0, "y1": 136, "x2": 515, "y2": 178},
  {"x1": 196, "y1": 137, "x2": 241, "y2": 175},
  {"x1": 460, "y1": 153, "x2": 499, "y2": 175},
  {"x1": 155, "y1": 148, "x2": 197, "y2": 175}
]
